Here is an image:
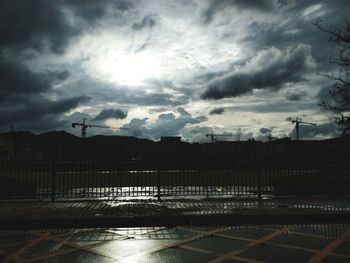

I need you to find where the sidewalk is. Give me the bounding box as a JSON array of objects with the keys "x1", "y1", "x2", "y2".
[{"x1": 1, "y1": 197, "x2": 350, "y2": 230}]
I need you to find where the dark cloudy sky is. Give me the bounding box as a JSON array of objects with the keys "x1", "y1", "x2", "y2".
[{"x1": 0, "y1": 0, "x2": 348, "y2": 142}]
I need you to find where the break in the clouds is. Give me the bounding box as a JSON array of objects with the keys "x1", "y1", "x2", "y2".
[{"x1": 0, "y1": 0, "x2": 347, "y2": 140}]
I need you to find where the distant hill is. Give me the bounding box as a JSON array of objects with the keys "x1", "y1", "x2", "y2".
[
  {"x1": 1, "y1": 130, "x2": 349, "y2": 162},
  {"x1": 1, "y1": 131, "x2": 156, "y2": 160}
]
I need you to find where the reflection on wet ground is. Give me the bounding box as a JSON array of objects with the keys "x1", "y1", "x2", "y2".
[{"x1": 1, "y1": 224, "x2": 350, "y2": 262}]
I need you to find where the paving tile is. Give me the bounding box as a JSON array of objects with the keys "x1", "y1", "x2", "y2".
[
  {"x1": 1, "y1": 243, "x2": 27, "y2": 254},
  {"x1": 321, "y1": 255, "x2": 350, "y2": 263},
  {"x1": 32, "y1": 250, "x2": 117, "y2": 263},
  {"x1": 93, "y1": 239, "x2": 171, "y2": 257},
  {"x1": 20, "y1": 239, "x2": 72, "y2": 259},
  {"x1": 186, "y1": 235, "x2": 249, "y2": 254},
  {"x1": 0, "y1": 231, "x2": 37, "y2": 246},
  {"x1": 269, "y1": 232, "x2": 331, "y2": 250},
  {"x1": 334, "y1": 241, "x2": 350, "y2": 255},
  {"x1": 140, "y1": 228, "x2": 197, "y2": 240},
  {"x1": 127, "y1": 247, "x2": 217, "y2": 263},
  {"x1": 108, "y1": 227, "x2": 161, "y2": 239},
  {"x1": 58, "y1": 229, "x2": 126, "y2": 246},
  {"x1": 238, "y1": 243, "x2": 314, "y2": 263},
  {"x1": 292, "y1": 225, "x2": 345, "y2": 239},
  {"x1": 45, "y1": 229, "x2": 75, "y2": 237},
  {"x1": 221, "y1": 227, "x2": 275, "y2": 240}
]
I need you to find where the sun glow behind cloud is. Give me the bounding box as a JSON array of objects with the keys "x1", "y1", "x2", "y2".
[
  {"x1": 92, "y1": 42, "x2": 242, "y2": 87},
  {"x1": 96, "y1": 50, "x2": 162, "y2": 86},
  {"x1": 80, "y1": 15, "x2": 243, "y2": 88}
]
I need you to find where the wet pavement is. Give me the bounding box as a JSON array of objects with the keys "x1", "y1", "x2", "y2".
[
  {"x1": 1, "y1": 197, "x2": 350, "y2": 262},
  {"x1": 1, "y1": 224, "x2": 350, "y2": 262}
]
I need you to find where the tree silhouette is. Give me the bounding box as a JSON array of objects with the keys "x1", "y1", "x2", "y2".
[{"x1": 315, "y1": 20, "x2": 350, "y2": 135}]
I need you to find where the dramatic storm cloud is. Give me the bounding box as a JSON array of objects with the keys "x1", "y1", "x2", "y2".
[
  {"x1": 119, "y1": 108, "x2": 207, "y2": 140},
  {"x1": 0, "y1": 0, "x2": 347, "y2": 140},
  {"x1": 0, "y1": 95, "x2": 91, "y2": 131},
  {"x1": 0, "y1": 0, "x2": 132, "y2": 53},
  {"x1": 210, "y1": 108, "x2": 225, "y2": 115},
  {"x1": 201, "y1": 44, "x2": 315, "y2": 99},
  {"x1": 0, "y1": 59, "x2": 51, "y2": 99},
  {"x1": 202, "y1": 0, "x2": 278, "y2": 24},
  {"x1": 285, "y1": 89, "x2": 308, "y2": 101},
  {"x1": 93, "y1": 108, "x2": 128, "y2": 121},
  {"x1": 132, "y1": 15, "x2": 156, "y2": 30}
]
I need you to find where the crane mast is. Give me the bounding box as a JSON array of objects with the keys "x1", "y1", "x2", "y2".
[
  {"x1": 267, "y1": 134, "x2": 278, "y2": 142},
  {"x1": 291, "y1": 117, "x2": 317, "y2": 140},
  {"x1": 72, "y1": 118, "x2": 127, "y2": 138}
]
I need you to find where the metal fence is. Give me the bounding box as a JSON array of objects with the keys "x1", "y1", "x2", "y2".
[{"x1": 0, "y1": 159, "x2": 349, "y2": 200}]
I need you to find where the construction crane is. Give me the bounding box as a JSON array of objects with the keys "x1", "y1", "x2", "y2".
[
  {"x1": 267, "y1": 134, "x2": 278, "y2": 142},
  {"x1": 205, "y1": 131, "x2": 236, "y2": 143},
  {"x1": 291, "y1": 117, "x2": 317, "y2": 140},
  {"x1": 72, "y1": 118, "x2": 128, "y2": 138}
]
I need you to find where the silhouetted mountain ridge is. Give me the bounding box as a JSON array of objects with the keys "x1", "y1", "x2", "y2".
[
  {"x1": 1, "y1": 131, "x2": 156, "y2": 160},
  {"x1": 1, "y1": 130, "x2": 349, "y2": 162}
]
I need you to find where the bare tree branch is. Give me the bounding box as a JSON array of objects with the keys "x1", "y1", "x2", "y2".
[{"x1": 315, "y1": 20, "x2": 350, "y2": 135}]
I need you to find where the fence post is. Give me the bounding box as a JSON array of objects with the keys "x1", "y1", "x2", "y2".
[
  {"x1": 51, "y1": 159, "x2": 56, "y2": 202},
  {"x1": 157, "y1": 160, "x2": 161, "y2": 201},
  {"x1": 206, "y1": 166, "x2": 209, "y2": 200},
  {"x1": 257, "y1": 160, "x2": 262, "y2": 201},
  {"x1": 204, "y1": 160, "x2": 209, "y2": 199}
]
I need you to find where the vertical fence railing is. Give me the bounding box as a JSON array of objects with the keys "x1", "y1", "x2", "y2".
[
  {"x1": 257, "y1": 160, "x2": 262, "y2": 200},
  {"x1": 157, "y1": 160, "x2": 161, "y2": 201},
  {"x1": 51, "y1": 160, "x2": 56, "y2": 201},
  {"x1": 0, "y1": 158, "x2": 350, "y2": 200}
]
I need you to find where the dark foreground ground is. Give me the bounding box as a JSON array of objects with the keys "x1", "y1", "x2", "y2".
[
  {"x1": 1, "y1": 196, "x2": 350, "y2": 262},
  {"x1": 1, "y1": 224, "x2": 350, "y2": 262}
]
